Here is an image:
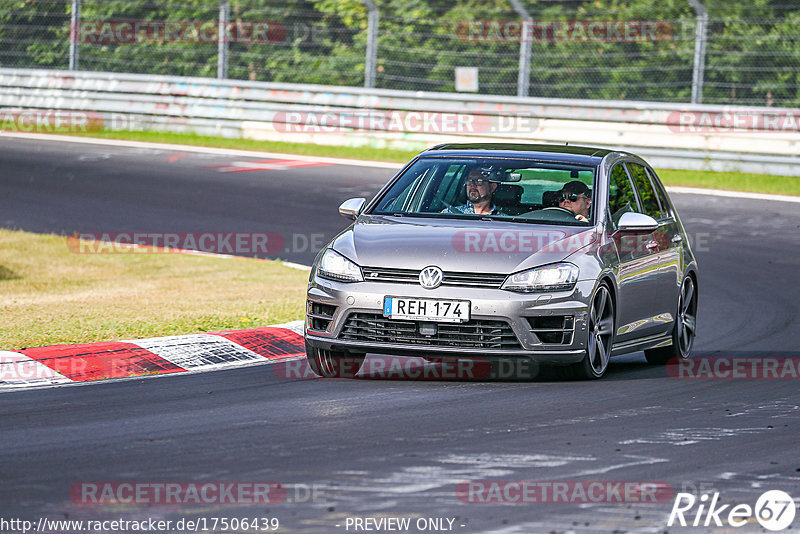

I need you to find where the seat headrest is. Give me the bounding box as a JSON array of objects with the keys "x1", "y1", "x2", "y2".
[
  {"x1": 542, "y1": 190, "x2": 561, "y2": 207},
  {"x1": 493, "y1": 183, "x2": 523, "y2": 206}
]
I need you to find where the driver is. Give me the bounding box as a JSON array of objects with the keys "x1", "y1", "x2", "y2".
[
  {"x1": 551, "y1": 180, "x2": 592, "y2": 222},
  {"x1": 442, "y1": 167, "x2": 501, "y2": 215}
]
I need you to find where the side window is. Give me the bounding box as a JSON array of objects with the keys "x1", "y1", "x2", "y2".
[
  {"x1": 646, "y1": 167, "x2": 673, "y2": 219},
  {"x1": 608, "y1": 163, "x2": 637, "y2": 226},
  {"x1": 627, "y1": 163, "x2": 662, "y2": 219},
  {"x1": 375, "y1": 165, "x2": 431, "y2": 213},
  {"x1": 424, "y1": 164, "x2": 466, "y2": 212},
  {"x1": 441, "y1": 164, "x2": 468, "y2": 204}
]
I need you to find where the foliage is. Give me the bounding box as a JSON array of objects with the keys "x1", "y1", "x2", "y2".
[{"x1": 1, "y1": 0, "x2": 798, "y2": 106}]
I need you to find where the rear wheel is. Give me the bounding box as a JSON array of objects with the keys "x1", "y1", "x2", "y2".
[
  {"x1": 570, "y1": 282, "x2": 615, "y2": 380},
  {"x1": 645, "y1": 275, "x2": 697, "y2": 364},
  {"x1": 305, "y1": 342, "x2": 365, "y2": 378}
]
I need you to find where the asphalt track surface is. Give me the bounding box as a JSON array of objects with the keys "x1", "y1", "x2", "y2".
[{"x1": 1, "y1": 137, "x2": 799, "y2": 533}]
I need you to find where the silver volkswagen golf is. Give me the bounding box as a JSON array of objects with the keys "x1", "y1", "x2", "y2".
[{"x1": 304, "y1": 143, "x2": 698, "y2": 379}]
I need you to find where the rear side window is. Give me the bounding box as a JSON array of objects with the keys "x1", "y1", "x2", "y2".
[
  {"x1": 608, "y1": 163, "x2": 637, "y2": 226},
  {"x1": 626, "y1": 163, "x2": 662, "y2": 219},
  {"x1": 647, "y1": 167, "x2": 673, "y2": 219}
]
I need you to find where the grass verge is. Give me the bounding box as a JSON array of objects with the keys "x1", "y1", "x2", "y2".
[
  {"x1": 0, "y1": 229, "x2": 307, "y2": 349},
  {"x1": 656, "y1": 169, "x2": 799, "y2": 197},
  {"x1": 58, "y1": 129, "x2": 799, "y2": 196}
]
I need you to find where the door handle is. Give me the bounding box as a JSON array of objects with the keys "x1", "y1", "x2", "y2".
[{"x1": 671, "y1": 235, "x2": 683, "y2": 243}]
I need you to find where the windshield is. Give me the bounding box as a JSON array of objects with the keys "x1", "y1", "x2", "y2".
[{"x1": 371, "y1": 157, "x2": 596, "y2": 226}]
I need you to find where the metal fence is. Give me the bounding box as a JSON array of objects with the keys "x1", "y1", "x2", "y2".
[{"x1": 2, "y1": 0, "x2": 800, "y2": 107}]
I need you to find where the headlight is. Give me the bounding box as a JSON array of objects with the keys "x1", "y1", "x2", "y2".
[
  {"x1": 502, "y1": 263, "x2": 579, "y2": 292},
  {"x1": 317, "y1": 249, "x2": 363, "y2": 282}
]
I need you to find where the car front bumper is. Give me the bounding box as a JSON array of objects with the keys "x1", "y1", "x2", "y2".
[{"x1": 304, "y1": 274, "x2": 596, "y2": 365}]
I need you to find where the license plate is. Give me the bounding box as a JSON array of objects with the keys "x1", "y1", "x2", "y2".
[{"x1": 383, "y1": 297, "x2": 470, "y2": 323}]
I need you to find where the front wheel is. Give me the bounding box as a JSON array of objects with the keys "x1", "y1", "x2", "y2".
[
  {"x1": 645, "y1": 275, "x2": 697, "y2": 364},
  {"x1": 305, "y1": 342, "x2": 365, "y2": 378},
  {"x1": 570, "y1": 282, "x2": 615, "y2": 380}
]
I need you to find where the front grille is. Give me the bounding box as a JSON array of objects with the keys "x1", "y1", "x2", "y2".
[
  {"x1": 526, "y1": 315, "x2": 574, "y2": 344},
  {"x1": 339, "y1": 312, "x2": 522, "y2": 349},
  {"x1": 361, "y1": 267, "x2": 507, "y2": 289}
]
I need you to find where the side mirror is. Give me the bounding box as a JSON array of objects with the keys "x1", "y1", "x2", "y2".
[
  {"x1": 339, "y1": 198, "x2": 366, "y2": 220},
  {"x1": 617, "y1": 212, "x2": 658, "y2": 232}
]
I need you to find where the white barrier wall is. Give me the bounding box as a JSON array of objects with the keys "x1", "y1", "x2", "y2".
[{"x1": 1, "y1": 68, "x2": 798, "y2": 175}]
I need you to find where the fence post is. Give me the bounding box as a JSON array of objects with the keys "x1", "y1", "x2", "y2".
[
  {"x1": 69, "y1": 0, "x2": 81, "y2": 70},
  {"x1": 687, "y1": 0, "x2": 707, "y2": 104},
  {"x1": 362, "y1": 0, "x2": 379, "y2": 88},
  {"x1": 218, "y1": 0, "x2": 230, "y2": 79},
  {"x1": 509, "y1": 0, "x2": 532, "y2": 98}
]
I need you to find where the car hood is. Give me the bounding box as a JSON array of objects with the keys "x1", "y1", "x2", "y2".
[{"x1": 330, "y1": 215, "x2": 597, "y2": 274}]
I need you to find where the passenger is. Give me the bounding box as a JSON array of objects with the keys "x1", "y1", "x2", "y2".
[{"x1": 546, "y1": 180, "x2": 592, "y2": 222}]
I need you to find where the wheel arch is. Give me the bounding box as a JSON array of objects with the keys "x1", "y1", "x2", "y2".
[{"x1": 595, "y1": 271, "x2": 618, "y2": 323}]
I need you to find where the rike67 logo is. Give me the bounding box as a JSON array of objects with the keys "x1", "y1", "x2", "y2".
[{"x1": 668, "y1": 490, "x2": 796, "y2": 531}]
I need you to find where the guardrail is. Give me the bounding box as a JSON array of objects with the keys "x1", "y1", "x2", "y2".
[{"x1": 1, "y1": 68, "x2": 798, "y2": 175}]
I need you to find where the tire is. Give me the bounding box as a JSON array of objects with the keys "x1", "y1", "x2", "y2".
[
  {"x1": 305, "y1": 342, "x2": 365, "y2": 378},
  {"x1": 645, "y1": 274, "x2": 698, "y2": 364},
  {"x1": 570, "y1": 282, "x2": 615, "y2": 380}
]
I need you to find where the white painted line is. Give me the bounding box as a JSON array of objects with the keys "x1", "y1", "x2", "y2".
[
  {"x1": 666, "y1": 186, "x2": 800, "y2": 203},
  {"x1": 563, "y1": 454, "x2": 669, "y2": 478},
  {"x1": 0, "y1": 132, "x2": 401, "y2": 169}
]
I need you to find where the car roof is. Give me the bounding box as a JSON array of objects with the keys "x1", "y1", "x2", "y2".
[{"x1": 421, "y1": 143, "x2": 614, "y2": 166}]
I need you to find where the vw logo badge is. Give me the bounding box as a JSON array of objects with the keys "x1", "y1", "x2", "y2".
[{"x1": 419, "y1": 266, "x2": 443, "y2": 289}]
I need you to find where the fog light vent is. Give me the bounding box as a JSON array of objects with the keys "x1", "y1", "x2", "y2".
[{"x1": 527, "y1": 315, "x2": 574, "y2": 344}]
